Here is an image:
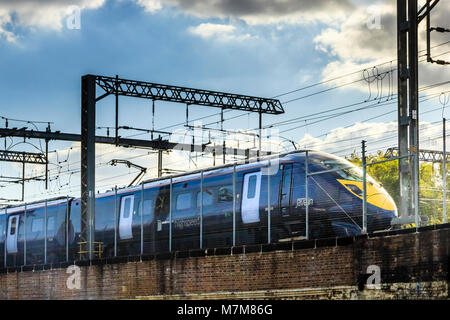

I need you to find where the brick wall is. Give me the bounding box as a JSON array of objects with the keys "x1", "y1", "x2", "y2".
[{"x1": 0, "y1": 225, "x2": 448, "y2": 300}]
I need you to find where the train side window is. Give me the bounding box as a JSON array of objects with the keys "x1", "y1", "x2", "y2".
[
  {"x1": 47, "y1": 216, "x2": 56, "y2": 231},
  {"x1": 247, "y1": 175, "x2": 257, "y2": 199},
  {"x1": 196, "y1": 190, "x2": 214, "y2": 207},
  {"x1": 123, "y1": 197, "x2": 132, "y2": 218},
  {"x1": 0, "y1": 218, "x2": 4, "y2": 236},
  {"x1": 280, "y1": 164, "x2": 293, "y2": 215},
  {"x1": 218, "y1": 185, "x2": 233, "y2": 202},
  {"x1": 137, "y1": 199, "x2": 154, "y2": 216},
  {"x1": 31, "y1": 218, "x2": 44, "y2": 233},
  {"x1": 281, "y1": 165, "x2": 293, "y2": 196},
  {"x1": 155, "y1": 190, "x2": 169, "y2": 215},
  {"x1": 10, "y1": 217, "x2": 17, "y2": 235},
  {"x1": 176, "y1": 193, "x2": 192, "y2": 210}
]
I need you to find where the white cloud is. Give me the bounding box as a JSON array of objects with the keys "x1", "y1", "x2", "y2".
[
  {"x1": 188, "y1": 23, "x2": 256, "y2": 42},
  {"x1": 189, "y1": 23, "x2": 234, "y2": 38},
  {"x1": 313, "y1": 0, "x2": 450, "y2": 95},
  {"x1": 134, "y1": 0, "x2": 162, "y2": 13},
  {"x1": 298, "y1": 122, "x2": 396, "y2": 154},
  {"x1": 0, "y1": 0, "x2": 105, "y2": 42},
  {"x1": 297, "y1": 121, "x2": 447, "y2": 156},
  {"x1": 0, "y1": 8, "x2": 15, "y2": 42}
]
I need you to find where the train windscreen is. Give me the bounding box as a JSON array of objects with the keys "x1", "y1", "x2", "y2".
[{"x1": 320, "y1": 158, "x2": 377, "y2": 184}]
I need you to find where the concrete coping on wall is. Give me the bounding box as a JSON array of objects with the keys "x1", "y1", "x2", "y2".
[{"x1": 1, "y1": 222, "x2": 449, "y2": 274}]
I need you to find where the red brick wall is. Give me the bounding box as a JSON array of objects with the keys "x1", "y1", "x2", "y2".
[{"x1": 0, "y1": 226, "x2": 448, "y2": 299}]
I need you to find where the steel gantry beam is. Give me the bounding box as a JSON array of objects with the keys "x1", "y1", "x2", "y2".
[
  {"x1": 94, "y1": 75, "x2": 285, "y2": 114},
  {"x1": 385, "y1": 147, "x2": 450, "y2": 163},
  {"x1": 81, "y1": 74, "x2": 283, "y2": 260},
  {"x1": 0, "y1": 150, "x2": 47, "y2": 164}
]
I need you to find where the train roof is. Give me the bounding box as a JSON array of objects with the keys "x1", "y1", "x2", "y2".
[
  {"x1": 0, "y1": 197, "x2": 69, "y2": 214},
  {"x1": 94, "y1": 150, "x2": 310, "y2": 199}
]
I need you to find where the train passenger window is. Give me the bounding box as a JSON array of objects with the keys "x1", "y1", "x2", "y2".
[
  {"x1": 10, "y1": 217, "x2": 17, "y2": 235},
  {"x1": 31, "y1": 218, "x2": 44, "y2": 233},
  {"x1": 247, "y1": 176, "x2": 257, "y2": 199},
  {"x1": 176, "y1": 193, "x2": 192, "y2": 210},
  {"x1": 218, "y1": 186, "x2": 233, "y2": 202},
  {"x1": 137, "y1": 200, "x2": 154, "y2": 216},
  {"x1": 47, "y1": 216, "x2": 56, "y2": 231},
  {"x1": 123, "y1": 197, "x2": 132, "y2": 218},
  {"x1": 196, "y1": 190, "x2": 213, "y2": 207},
  {"x1": 280, "y1": 164, "x2": 293, "y2": 215},
  {"x1": 282, "y1": 165, "x2": 292, "y2": 196}
]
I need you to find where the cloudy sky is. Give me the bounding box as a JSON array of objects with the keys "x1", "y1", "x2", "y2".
[{"x1": 0, "y1": 0, "x2": 449, "y2": 202}]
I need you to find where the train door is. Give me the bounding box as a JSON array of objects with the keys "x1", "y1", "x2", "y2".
[
  {"x1": 119, "y1": 195, "x2": 134, "y2": 240},
  {"x1": 280, "y1": 164, "x2": 293, "y2": 216},
  {"x1": 241, "y1": 171, "x2": 261, "y2": 224},
  {"x1": 6, "y1": 215, "x2": 19, "y2": 254}
]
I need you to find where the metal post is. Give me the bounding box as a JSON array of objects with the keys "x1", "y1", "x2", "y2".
[
  {"x1": 305, "y1": 151, "x2": 309, "y2": 240},
  {"x1": 233, "y1": 163, "x2": 236, "y2": 247},
  {"x1": 169, "y1": 177, "x2": 173, "y2": 252},
  {"x1": 4, "y1": 208, "x2": 7, "y2": 267},
  {"x1": 24, "y1": 203, "x2": 27, "y2": 265},
  {"x1": 426, "y1": 0, "x2": 431, "y2": 62},
  {"x1": 114, "y1": 186, "x2": 117, "y2": 257},
  {"x1": 22, "y1": 161, "x2": 25, "y2": 201},
  {"x1": 408, "y1": 0, "x2": 420, "y2": 227},
  {"x1": 221, "y1": 109, "x2": 226, "y2": 164},
  {"x1": 397, "y1": 0, "x2": 411, "y2": 221},
  {"x1": 223, "y1": 141, "x2": 226, "y2": 165},
  {"x1": 443, "y1": 118, "x2": 447, "y2": 223},
  {"x1": 267, "y1": 160, "x2": 271, "y2": 244},
  {"x1": 141, "y1": 183, "x2": 144, "y2": 255},
  {"x1": 259, "y1": 112, "x2": 262, "y2": 158},
  {"x1": 45, "y1": 139, "x2": 49, "y2": 190},
  {"x1": 200, "y1": 171, "x2": 203, "y2": 248},
  {"x1": 66, "y1": 196, "x2": 69, "y2": 262},
  {"x1": 158, "y1": 150, "x2": 163, "y2": 178},
  {"x1": 44, "y1": 199, "x2": 47, "y2": 264},
  {"x1": 115, "y1": 74, "x2": 119, "y2": 146},
  {"x1": 152, "y1": 100, "x2": 155, "y2": 140},
  {"x1": 414, "y1": 152, "x2": 420, "y2": 228},
  {"x1": 362, "y1": 140, "x2": 368, "y2": 233},
  {"x1": 81, "y1": 75, "x2": 97, "y2": 261}
]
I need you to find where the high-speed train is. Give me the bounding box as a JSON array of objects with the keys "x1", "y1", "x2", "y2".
[{"x1": 0, "y1": 150, "x2": 397, "y2": 267}]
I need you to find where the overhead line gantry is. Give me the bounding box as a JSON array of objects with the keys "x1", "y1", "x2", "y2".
[{"x1": 0, "y1": 150, "x2": 48, "y2": 201}]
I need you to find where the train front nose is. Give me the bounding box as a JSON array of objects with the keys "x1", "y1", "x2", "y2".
[
  {"x1": 366, "y1": 184, "x2": 397, "y2": 231},
  {"x1": 338, "y1": 179, "x2": 397, "y2": 231}
]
